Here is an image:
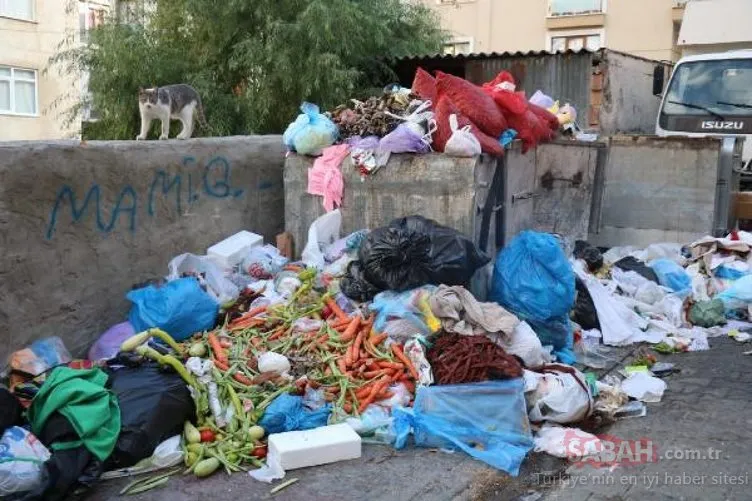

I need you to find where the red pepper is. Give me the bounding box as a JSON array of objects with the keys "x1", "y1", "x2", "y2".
[{"x1": 200, "y1": 429, "x2": 216, "y2": 443}]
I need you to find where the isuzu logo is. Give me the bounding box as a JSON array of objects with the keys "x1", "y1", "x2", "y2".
[{"x1": 701, "y1": 121, "x2": 745, "y2": 130}]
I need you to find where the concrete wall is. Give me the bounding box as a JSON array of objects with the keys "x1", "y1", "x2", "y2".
[
  {"x1": 589, "y1": 135, "x2": 722, "y2": 247},
  {"x1": 0, "y1": 136, "x2": 285, "y2": 361},
  {"x1": 284, "y1": 153, "x2": 501, "y2": 258},
  {"x1": 600, "y1": 51, "x2": 667, "y2": 134}
]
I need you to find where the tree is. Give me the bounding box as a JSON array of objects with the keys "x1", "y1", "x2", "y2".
[{"x1": 51, "y1": 0, "x2": 446, "y2": 139}]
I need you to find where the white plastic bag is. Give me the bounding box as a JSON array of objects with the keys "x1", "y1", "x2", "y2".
[
  {"x1": 101, "y1": 435, "x2": 184, "y2": 479},
  {"x1": 575, "y1": 262, "x2": 649, "y2": 346},
  {"x1": 301, "y1": 210, "x2": 341, "y2": 270},
  {"x1": 534, "y1": 424, "x2": 602, "y2": 459},
  {"x1": 497, "y1": 321, "x2": 550, "y2": 368},
  {"x1": 621, "y1": 372, "x2": 667, "y2": 403},
  {"x1": 524, "y1": 365, "x2": 593, "y2": 424},
  {"x1": 444, "y1": 114, "x2": 481, "y2": 157},
  {"x1": 0, "y1": 427, "x2": 50, "y2": 496},
  {"x1": 257, "y1": 352, "x2": 291, "y2": 375},
  {"x1": 167, "y1": 253, "x2": 240, "y2": 304}
]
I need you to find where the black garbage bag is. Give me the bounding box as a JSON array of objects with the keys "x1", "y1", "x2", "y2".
[
  {"x1": 0, "y1": 388, "x2": 23, "y2": 435},
  {"x1": 340, "y1": 261, "x2": 381, "y2": 302},
  {"x1": 572, "y1": 277, "x2": 601, "y2": 330},
  {"x1": 105, "y1": 363, "x2": 195, "y2": 469},
  {"x1": 614, "y1": 256, "x2": 659, "y2": 283},
  {"x1": 573, "y1": 240, "x2": 604, "y2": 272},
  {"x1": 21, "y1": 413, "x2": 104, "y2": 501},
  {"x1": 358, "y1": 216, "x2": 490, "y2": 292}
]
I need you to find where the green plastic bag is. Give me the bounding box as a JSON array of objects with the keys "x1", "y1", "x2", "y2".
[{"x1": 689, "y1": 299, "x2": 726, "y2": 328}]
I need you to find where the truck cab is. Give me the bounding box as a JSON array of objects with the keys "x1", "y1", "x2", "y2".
[{"x1": 655, "y1": 50, "x2": 752, "y2": 170}]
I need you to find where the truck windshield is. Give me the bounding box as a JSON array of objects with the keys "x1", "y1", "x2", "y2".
[{"x1": 663, "y1": 59, "x2": 752, "y2": 117}]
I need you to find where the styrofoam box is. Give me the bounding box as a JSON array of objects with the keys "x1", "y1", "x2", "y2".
[
  {"x1": 268, "y1": 423, "x2": 362, "y2": 470},
  {"x1": 207, "y1": 231, "x2": 263, "y2": 269}
]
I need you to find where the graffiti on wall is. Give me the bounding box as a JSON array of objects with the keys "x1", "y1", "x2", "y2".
[{"x1": 45, "y1": 155, "x2": 245, "y2": 239}]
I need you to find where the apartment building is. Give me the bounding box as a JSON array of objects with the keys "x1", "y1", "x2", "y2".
[
  {"x1": 424, "y1": 0, "x2": 687, "y2": 62},
  {"x1": 0, "y1": 0, "x2": 111, "y2": 140}
]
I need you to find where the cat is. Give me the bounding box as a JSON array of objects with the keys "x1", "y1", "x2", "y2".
[{"x1": 136, "y1": 84, "x2": 208, "y2": 140}]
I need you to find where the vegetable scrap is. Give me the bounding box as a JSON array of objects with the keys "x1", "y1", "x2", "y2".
[{"x1": 427, "y1": 333, "x2": 523, "y2": 385}]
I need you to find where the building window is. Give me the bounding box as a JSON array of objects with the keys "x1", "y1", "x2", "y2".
[
  {"x1": 549, "y1": 0, "x2": 603, "y2": 17},
  {"x1": 443, "y1": 38, "x2": 473, "y2": 56},
  {"x1": 0, "y1": 66, "x2": 38, "y2": 115},
  {"x1": 552, "y1": 34, "x2": 601, "y2": 52},
  {"x1": 0, "y1": 0, "x2": 35, "y2": 21},
  {"x1": 79, "y1": 3, "x2": 105, "y2": 43}
]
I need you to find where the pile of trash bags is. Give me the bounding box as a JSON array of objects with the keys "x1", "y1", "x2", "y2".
[
  {"x1": 283, "y1": 69, "x2": 579, "y2": 165},
  {"x1": 7, "y1": 215, "x2": 752, "y2": 498}
]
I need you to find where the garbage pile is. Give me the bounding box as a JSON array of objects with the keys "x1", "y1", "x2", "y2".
[
  {"x1": 283, "y1": 70, "x2": 578, "y2": 178},
  {"x1": 4, "y1": 217, "x2": 752, "y2": 498}
]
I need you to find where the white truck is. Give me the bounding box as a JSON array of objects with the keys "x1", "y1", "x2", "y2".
[{"x1": 654, "y1": 49, "x2": 752, "y2": 170}]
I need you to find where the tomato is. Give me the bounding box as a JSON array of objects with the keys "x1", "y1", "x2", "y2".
[
  {"x1": 321, "y1": 306, "x2": 333, "y2": 319},
  {"x1": 251, "y1": 445, "x2": 267, "y2": 459},
  {"x1": 200, "y1": 429, "x2": 216, "y2": 443}
]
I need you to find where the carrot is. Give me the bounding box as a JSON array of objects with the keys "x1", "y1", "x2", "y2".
[
  {"x1": 390, "y1": 371, "x2": 405, "y2": 383},
  {"x1": 392, "y1": 344, "x2": 419, "y2": 381},
  {"x1": 363, "y1": 370, "x2": 386, "y2": 379},
  {"x1": 232, "y1": 305, "x2": 267, "y2": 322},
  {"x1": 208, "y1": 333, "x2": 228, "y2": 365},
  {"x1": 355, "y1": 382, "x2": 377, "y2": 399},
  {"x1": 375, "y1": 390, "x2": 394, "y2": 400},
  {"x1": 344, "y1": 344, "x2": 354, "y2": 367},
  {"x1": 361, "y1": 314, "x2": 375, "y2": 333},
  {"x1": 360, "y1": 350, "x2": 368, "y2": 360},
  {"x1": 358, "y1": 377, "x2": 390, "y2": 413},
  {"x1": 324, "y1": 366, "x2": 332, "y2": 376},
  {"x1": 340, "y1": 317, "x2": 360, "y2": 342},
  {"x1": 378, "y1": 361, "x2": 404, "y2": 370},
  {"x1": 337, "y1": 357, "x2": 347, "y2": 375},
  {"x1": 325, "y1": 297, "x2": 349, "y2": 323},
  {"x1": 370, "y1": 333, "x2": 388, "y2": 346},
  {"x1": 316, "y1": 334, "x2": 329, "y2": 345},
  {"x1": 218, "y1": 337, "x2": 232, "y2": 349},
  {"x1": 213, "y1": 358, "x2": 254, "y2": 386},
  {"x1": 352, "y1": 331, "x2": 364, "y2": 363},
  {"x1": 343, "y1": 402, "x2": 353, "y2": 413},
  {"x1": 268, "y1": 328, "x2": 286, "y2": 341}
]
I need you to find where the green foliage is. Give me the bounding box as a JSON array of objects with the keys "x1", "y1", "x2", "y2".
[{"x1": 51, "y1": 0, "x2": 446, "y2": 139}]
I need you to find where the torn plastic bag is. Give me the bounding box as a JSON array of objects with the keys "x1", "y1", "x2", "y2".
[
  {"x1": 534, "y1": 424, "x2": 602, "y2": 459},
  {"x1": 0, "y1": 427, "x2": 50, "y2": 497},
  {"x1": 650, "y1": 259, "x2": 691, "y2": 298},
  {"x1": 524, "y1": 365, "x2": 593, "y2": 424},
  {"x1": 127, "y1": 277, "x2": 218, "y2": 341},
  {"x1": 259, "y1": 394, "x2": 330, "y2": 434},
  {"x1": 489, "y1": 231, "x2": 575, "y2": 350},
  {"x1": 88, "y1": 322, "x2": 135, "y2": 362},
  {"x1": 167, "y1": 253, "x2": 240, "y2": 304},
  {"x1": 718, "y1": 275, "x2": 752, "y2": 311},
  {"x1": 393, "y1": 380, "x2": 533, "y2": 476},
  {"x1": 613, "y1": 256, "x2": 659, "y2": 283},
  {"x1": 359, "y1": 216, "x2": 489, "y2": 292},
  {"x1": 497, "y1": 321, "x2": 550, "y2": 369},
  {"x1": 242, "y1": 245, "x2": 288, "y2": 280},
  {"x1": 105, "y1": 363, "x2": 195, "y2": 469},
  {"x1": 283, "y1": 102, "x2": 338, "y2": 156},
  {"x1": 9, "y1": 337, "x2": 72, "y2": 379},
  {"x1": 572, "y1": 277, "x2": 600, "y2": 331},
  {"x1": 301, "y1": 210, "x2": 341, "y2": 270}
]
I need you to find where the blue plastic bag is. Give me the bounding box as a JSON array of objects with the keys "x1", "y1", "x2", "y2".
[
  {"x1": 259, "y1": 394, "x2": 331, "y2": 434},
  {"x1": 127, "y1": 277, "x2": 218, "y2": 341},
  {"x1": 718, "y1": 275, "x2": 752, "y2": 311},
  {"x1": 393, "y1": 380, "x2": 533, "y2": 476},
  {"x1": 649, "y1": 259, "x2": 691, "y2": 298},
  {"x1": 283, "y1": 102, "x2": 338, "y2": 156},
  {"x1": 489, "y1": 231, "x2": 575, "y2": 350},
  {"x1": 369, "y1": 287, "x2": 435, "y2": 335}
]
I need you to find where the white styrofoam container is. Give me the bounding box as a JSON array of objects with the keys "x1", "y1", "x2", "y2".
[
  {"x1": 207, "y1": 231, "x2": 263, "y2": 269},
  {"x1": 267, "y1": 423, "x2": 362, "y2": 470}
]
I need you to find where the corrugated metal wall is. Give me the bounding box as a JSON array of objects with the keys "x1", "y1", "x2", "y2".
[{"x1": 464, "y1": 52, "x2": 594, "y2": 126}]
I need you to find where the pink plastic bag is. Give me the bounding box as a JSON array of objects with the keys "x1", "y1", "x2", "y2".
[{"x1": 307, "y1": 144, "x2": 350, "y2": 212}]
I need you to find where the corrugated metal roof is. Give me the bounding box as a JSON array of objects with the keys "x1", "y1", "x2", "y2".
[{"x1": 396, "y1": 48, "x2": 595, "y2": 63}]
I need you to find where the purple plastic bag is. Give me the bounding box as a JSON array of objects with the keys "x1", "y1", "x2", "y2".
[
  {"x1": 378, "y1": 124, "x2": 431, "y2": 154},
  {"x1": 346, "y1": 135, "x2": 380, "y2": 150},
  {"x1": 88, "y1": 321, "x2": 136, "y2": 361}
]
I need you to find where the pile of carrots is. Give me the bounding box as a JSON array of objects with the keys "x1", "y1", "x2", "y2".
[{"x1": 191, "y1": 287, "x2": 421, "y2": 419}]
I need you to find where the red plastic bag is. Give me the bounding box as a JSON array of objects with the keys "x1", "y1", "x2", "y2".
[
  {"x1": 412, "y1": 67, "x2": 437, "y2": 103},
  {"x1": 434, "y1": 96, "x2": 504, "y2": 156},
  {"x1": 483, "y1": 72, "x2": 528, "y2": 116},
  {"x1": 435, "y1": 72, "x2": 508, "y2": 138}
]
